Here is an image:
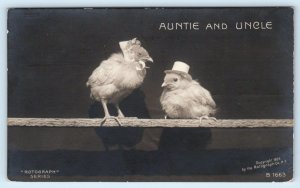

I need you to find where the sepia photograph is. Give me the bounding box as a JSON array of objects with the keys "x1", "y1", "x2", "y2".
[{"x1": 7, "y1": 7, "x2": 293, "y2": 181}]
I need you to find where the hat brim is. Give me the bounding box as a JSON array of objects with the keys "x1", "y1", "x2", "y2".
[{"x1": 164, "y1": 70, "x2": 192, "y2": 81}]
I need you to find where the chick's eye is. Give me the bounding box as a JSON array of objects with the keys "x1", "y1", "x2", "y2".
[{"x1": 173, "y1": 78, "x2": 178, "y2": 82}]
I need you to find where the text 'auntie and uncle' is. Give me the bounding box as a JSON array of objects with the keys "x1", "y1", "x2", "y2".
[{"x1": 158, "y1": 21, "x2": 273, "y2": 31}]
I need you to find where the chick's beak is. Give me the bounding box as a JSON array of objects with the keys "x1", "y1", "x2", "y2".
[
  {"x1": 146, "y1": 57, "x2": 153, "y2": 63},
  {"x1": 161, "y1": 82, "x2": 167, "y2": 87}
]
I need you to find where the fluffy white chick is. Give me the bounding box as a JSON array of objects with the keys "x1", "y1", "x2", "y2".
[
  {"x1": 160, "y1": 62, "x2": 216, "y2": 122},
  {"x1": 87, "y1": 38, "x2": 153, "y2": 125}
]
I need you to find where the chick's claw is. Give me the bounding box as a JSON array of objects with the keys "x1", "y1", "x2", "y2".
[
  {"x1": 100, "y1": 116, "x2": 123, "y2": 127},
  {"x1": 210, "y1": 117, "x2": 217, "y2": 122}
]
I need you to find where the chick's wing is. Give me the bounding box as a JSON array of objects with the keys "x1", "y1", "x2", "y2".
[
  {"x1": 87, "y1": 53, "x2": 123, "y2": 87},
  {"x1": 190, "y1": 82, "x2": 216, "y2": 108}
]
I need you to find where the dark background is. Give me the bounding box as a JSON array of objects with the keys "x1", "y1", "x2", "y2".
[
  {"x1": 8, "y1": 7, "x2": 293, "y2": 119},
  {"x1": 7, "y1": 8, "x2": 294, "y2": 181}
]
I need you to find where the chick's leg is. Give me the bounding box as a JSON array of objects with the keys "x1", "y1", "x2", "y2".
[
  {"x1": 101, "y1": 99, "x2": 110, "y2": 117},
  {"x1": 100, "y1": 99, "x2": 122, "y2": 126},
  {"x1": 114, "y1": 103, "x2": 125, "y2": 118}
]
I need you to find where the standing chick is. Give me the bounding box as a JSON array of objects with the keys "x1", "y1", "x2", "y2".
[
  {"x1": 160, "y1": 61, "x2": 216, "y2": 122},
  {"x1": 87, "y1": 38, "x2": 153, "y2": 125}
]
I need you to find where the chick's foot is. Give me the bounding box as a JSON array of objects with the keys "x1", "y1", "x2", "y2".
[
  {"x1": 100, "y1": 116, "x2": 123, "y2": 126},
  {"x1": 198, "y1": 116, "x2": 217, "y2": 123}
]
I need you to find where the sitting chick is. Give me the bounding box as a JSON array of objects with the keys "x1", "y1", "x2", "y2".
[{"x1": 160, "y1": 61, "x2": 217, "y2": 122}]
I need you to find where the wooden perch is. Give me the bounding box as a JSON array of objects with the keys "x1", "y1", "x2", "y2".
[{"x1": 7, "y1": 118, "x2": 293, "y2": 128}]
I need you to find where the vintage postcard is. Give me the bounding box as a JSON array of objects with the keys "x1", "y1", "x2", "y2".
[{"x1": 7, "y1": 7, "x2": 293, "y2": 181}]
